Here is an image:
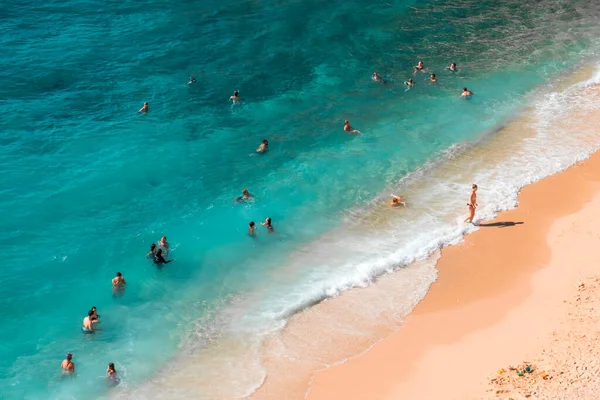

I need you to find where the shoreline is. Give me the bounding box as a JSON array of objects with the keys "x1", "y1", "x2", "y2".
[{"x1": 306, "y1": 145, "x2": 600, "y2": 398}]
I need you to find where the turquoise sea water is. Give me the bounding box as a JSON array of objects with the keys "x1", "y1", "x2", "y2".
[{"x1": 2, "y1": 0, "x2": 600, "y2": 398}]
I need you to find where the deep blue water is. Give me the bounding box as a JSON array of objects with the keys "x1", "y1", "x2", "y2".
[{"x1": 1, "y1": 0, "x2": 600, "y2": 398}]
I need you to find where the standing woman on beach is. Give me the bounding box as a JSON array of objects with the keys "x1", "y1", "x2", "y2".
[{"x1": 464, "y1": 184, "x2": 478, "y2": 224}]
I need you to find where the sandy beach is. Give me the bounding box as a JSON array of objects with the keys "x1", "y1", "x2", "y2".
[{"x1": 306, "y1": 145, "x2": 600, "y2": 398}]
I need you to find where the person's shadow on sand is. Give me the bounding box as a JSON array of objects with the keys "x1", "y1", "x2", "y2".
[{"x1": 478, "y1": 221, "x2": 524, "y2": 228}]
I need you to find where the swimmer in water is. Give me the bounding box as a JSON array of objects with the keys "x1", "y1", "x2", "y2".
[
  {"x1": 446, "y1": 62, "x2": 458, "y2": 71},
  {"x1": 461, "y1": 87, "x2": 473, "y2": 98},
  {"x1": 464, "y1": 184, "x2": 478, "y2": 224},
  {"x1": 154, "y1": 248, "x2": 174, "y2": 264},
  {"x1": 82, "y1": 310, "x2": 97, "y2": 333},
  {"x1": 138, "y1": 102, "x2": 149, "y2": 113},
  {"x1": 257, "y1": 139, "x2": 268, "y2": 153},
  {"x1": 187, "y1": 76, "x2": 197, "y2": 85},
  {"x1": 229, "y1": 90, "x2": 240, "y2": 103},
  {"x1": 112, "y1": 272, "x2": 126, "y2": 287},
  {"x1": 236, "y1": 189, "x2": 254, "y2": 202},
  {"x1": 414, "y1": 60, "x2": 425, "y2": 74},
  {"x1": 404, "y1": 78, "x2": 414, "y2": 87},
  {"x1": 61, "y1": 353, "x2": 75, "y2": 375},
  {"x1": 146, "y1": 243, "x2": 157, "y2": 259},
  {"x1": 158, "y1": 236, "x2": 170, "y2": 258},
  {"x1": 90, "y1": 306, "x2": 100, "y2": 322},
  {"x1": 390, "y1": 194, "x2": 406, "y2": 207},
  {"x1": 372, "y1": 71, "x2": 384, "y2": 83},
  {"x1": 262, "y1": 217, "x2": 275, "y2": 233},
  {"x1": 430, "y1": 73, "x2": 437, "y2": 83},
  {"x1": 107, "y1": 363, "x2": 120, "y2": 386},
  {"x1": 248, "y1": 221, "x2": 256, "y2": 236},
  {"x1": 344, "y1": 120, "x2": 361, "y2": 134}
]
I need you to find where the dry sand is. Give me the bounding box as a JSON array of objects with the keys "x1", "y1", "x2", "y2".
[{"x1": 307, "y1": 151, "x2": 600, "y2": 399}]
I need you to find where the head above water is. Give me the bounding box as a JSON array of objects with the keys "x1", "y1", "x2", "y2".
[
  {"x1": 150, "y1": 243, "x2": 156, "y2": 251},
  {"x1": 344, "y1": 120, "x2": 350, "y2": 124},
  {"x1": 108, "y1": 363, "x2": 115, "y2": 372},
  {"x1": 249, "y1": 221, "x2": 255, "y2": 227},
  {"x1": 116, "y1": 272, "x2": 122, "y2": 277},
  {"x1": 66, "y1": 353, "x2": 73, "y2": 360},
  {"x1": 242, "y1": 189, "x2": 249, "y2": 196},
  {"x1": 463, "y1": 87, "x2": 468, "y2": 91},
  {"x1": 431, "y1": 74, "x2": 436, "y2": 78},
  {"x1": 161, "y1": 236, "x2": 167, "y2": 242},
  {"x1": 88, "y1": 310, "x2": 94, "y2": 317},
  {"x1": 266, "y1": 217, "x2": 272, "y2": 224},
  {"x1": 262, "y1": 139, "x2": 268, "y2": 145},
  {"x1": 234, "y1": 90, "x2": 239, "y2": 96},
  {"x1": 91, "y1": 306, "x2": 97, "y2": 312},
  {"x1": 451, "y1": 62, "x2": 457, "y2": 68}
]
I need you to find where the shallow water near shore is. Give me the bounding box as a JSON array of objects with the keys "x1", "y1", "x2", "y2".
[{"x1": 3, "y1": 0, "x2": 600, "y2": 398}]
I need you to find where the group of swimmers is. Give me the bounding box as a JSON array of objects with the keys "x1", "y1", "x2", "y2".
[
  {"x1": 61, "y1": 353, "x2": 119, "y2": 386},
  {"x1": 63, "y1": 236, "x2": 175, "y2": 384},
  {"x1": 63, "y1": 304, "x2": 120, "y2": 385}
]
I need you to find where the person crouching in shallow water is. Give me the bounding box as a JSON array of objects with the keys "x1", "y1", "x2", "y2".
[
  {"x1": 61, "y1": 353, "x2": 75, "y2": 376},
  {"x1": 262, "y1": 217, "x2": 274, "y2": 233},
  {"x1": 464, "y1": 184, "x2": 478, "y2": 224},
  {"x1": 430, "y1": 73, "x2": 437, "y2": 83},
  {"x1": 390, "y1": 194, "x2": 406, "y2": 207},
  {"x1": 344, "y1": 120, "x2": 361, "y2": 134},
  {"x1": 248, "y1": 221, "x2": 256, "y2": 236},
  {"x1": 107, "y1": 363, "x2": 120, "y2": 386},
  {"x1": 461, "y1": 87, "x2": 473, "y2": 98},
  {"x1": 257, "y1": 139, "x2": 268, "y2": 153},
  {"x1": 446, "y1": 62, "x2": 458, "y2": 71}
]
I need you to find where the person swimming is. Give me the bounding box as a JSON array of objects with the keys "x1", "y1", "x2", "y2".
[
  {"x1": 461, "y1": 87, "x2": 473, "y2": 98},
  {"x1": 372, "y1": 71, "x2": 385, "y2": 83},
  {"x1": 61, "y1": 353, "x2": 75, "y2": 375},
  {"x1": 257, "y1": 139, "x2": 268, "y2": 153},
  {"x1": 146, "y1": 243, "x2": 157, "y2": 260},
  {"x1": 414, "y1": 60, "x2": 425, "y2": 73},
  {"x1": 430, "y1": 73, "x2": 437, "y2": 82},
  {"x1": 112, "y1": 272, "x2": 126, "y2": 287},
  {"x1": 344, "y1": 120, "x2": 361, "y2": 134},
  {"x1": 187, "y1": 76, "x2": 197, "y2": 85},
  {"x1": 154, "y1": 248, "x2": 174, "y2": 264},
  {"x1": 82, "y1": 310, "x2": 97, "y2": 333},
  {"x1": 262, "y1": 217, "x2": 275, "y2": 233},
  {"x1": 446, "y1": 62, "x2": 458, "y2": 71},
  {"x1": 106, "y1": 363, "x2": 120, "y2": 386},
  {"x1": 248, "y1": 221, "x2": 256, "y2": 236},
  {"x1": 236, "y1": 189, "x2": 254, "y2": 202},
  {"x1": 404, "y1": 78, "x2": 414, "y2": 87},
  {"x1": 158, "y1": 236, "x2": 170, "y2": 258},
  {"x1": 229, "y1": 90, "x2": 240, "y2": 103},
  {"x1": 138, "y1": 102, "x2": 149, "y2": 113},
  {"x1": 390, "y1": 194, "x2": 406, "y2": 207}
]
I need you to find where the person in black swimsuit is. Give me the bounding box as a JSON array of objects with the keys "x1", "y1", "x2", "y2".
[{"x1": 154, "y1": 248, "x2": 174, "y2": 264}]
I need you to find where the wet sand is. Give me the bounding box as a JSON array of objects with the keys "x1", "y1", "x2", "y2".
[{"x1": 307, "y1": 149, "x2": 600, "y2": 399}]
